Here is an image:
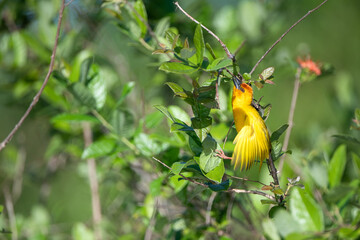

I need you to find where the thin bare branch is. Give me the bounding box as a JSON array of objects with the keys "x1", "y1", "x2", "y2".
[
  {"x1": 249, "y1": 0, "x2": 328, "y2": 75},
  {"x1": 175, "y1": 2, "x2": 233, "y2": 60},
  {"x1": 206, "y1": 192, "x2": 217, "y2": 225},
  {"x1": 144, "y1": 198, "x2": 158, "y2": 240},
  {"x1": 83, "y1": 123, "x2": 102, "y2": 240},
  {"x1": 226, "y1": 174, "x2": 267, "y2": 186},
  {"x1": 279, "y1": 68, "x2": 302, "y2": 173},
  {"x1": 227, "y1": 188, "x2": 275, "y2": 201},
  {"x1": 233, "y1": 39, "x2": 247, "y2": 57},
  {"x1": 3, "y1": 185, "x2": 18, "y2": 240},
  {"x1": 0, "y1": 0, "x2": 66, "y2": 152}
]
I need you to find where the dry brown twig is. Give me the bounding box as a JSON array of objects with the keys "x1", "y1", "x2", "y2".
[
  {"x1": 0, "y1": 0, "x2": 66, "y2": 152},
  {"x1": 249, "y1": 0, "x2": 328, "y2": 75}
]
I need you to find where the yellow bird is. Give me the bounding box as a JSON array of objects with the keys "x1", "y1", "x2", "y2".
[
  {"x1": 217, "y1": 79, "x2": 271, "y2": 171},
  {"x1": 231, "y1": 82, "x2": 271, "y2": 170}
]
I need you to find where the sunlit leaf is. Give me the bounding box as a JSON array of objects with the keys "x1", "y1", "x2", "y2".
[
  {"x1": 82, "y1": 138, "x2": 117, "y2": 159},
  {"x1": 194, "y1": 24, "x2": 205, "y2": 65},
  {"x1": 159, "y1": 62, "x2": 197, "y2": 74},
  {"x1": 270, "y1": 124, "x2": 288, "y2": 142},
  {"x1": 290, "y1": 188, "x2": 324, "y2": 232},
  {"x1": 329, "y1": 144, "x2": 347, "y2": 188}
]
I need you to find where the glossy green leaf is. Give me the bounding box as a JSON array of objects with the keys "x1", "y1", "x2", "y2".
[
  {"x1": 270, "y1": 124, "x2": 289, "y2": 142},
  {"x1": 145, "y1": 111, "x2": 164, "y2": 129},
  {"x1": 82, "y1": 138, "x2": 117, "y2": 159},
  {"x1": 290, "y1": 188, "x2": 324, "y2": 232},
  {"x1": 165, "y1": 82, "x2": 187, "y2": 98},
  {"x1": 194, "y1": 24, "x2": 205, "y2": 65},
  {"x1": 271, "y1": 140, "x2": 282, "y2": 160},
  {"x1": 273, "y1": 209, "x2": 299, "y2": 237},
  {"x1": 199, "y1": 135, "x2": 221, "y2": 173},
  {"x1": 87, "y1": 64, "x2": 106, "y2": 109},
  {"x1": 133, "y1": 0, "x2": 148, "y2": 38},
  {"x1": 70, "y1": 82, "x2": 97, "y2": 108},
  {"x1": 205, "y1": 58, "x2": 232, "y2": 72},
  {"x1": 180, "y1": 48, "x2": 196, "y2": 59},
  {"x1": 171, "y1": 160, "x2": 194, "y2": 175},
  {"x1": 204, "y1": 160, "x2": 224, "y2": 183},
  {"x1": 154, "y1": 105, "x2": 176, "y2": 122},
  {"x1": 159, "y1": 62, "x2": 197, "y2": 74},
  {"x1": 329, "y1": 144, "x2": 347, "y2": 188},
  {"x1": 134, "y1": 133, "x2": 161, "y2": 157},
  {"x1": 208, "y1": 179, "x2": 231, "y2": 192},
  {"x1": 169, "y1": 173, "x2": 191, "y2": 193},
  {"x1": 205, "y1": 42, "x2": 217, "y2": 59}
]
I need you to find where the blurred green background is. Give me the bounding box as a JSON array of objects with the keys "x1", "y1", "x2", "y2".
[{"x1": 0, "y1": 0, "x2": 359, "y2": 239}]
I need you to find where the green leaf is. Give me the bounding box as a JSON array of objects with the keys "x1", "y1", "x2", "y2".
[
  {"x1": 82, "y1": 138, "x2": 117, "y2": 159},
  {"x1": 273, "y1": 209, "x2": 299, "y2": 237},
  {"x1": 260, "y1": 67, "x2": 275, "y2": 80},
  {"x1": 154, "y1": 105, "x2": 176, "y2": 122},
  {"x1": 159, "y1": 62, "x2": 197, "y2": 74},
  {"x1": 271, "y1": 140, "x2": 282, "y2": 161},
  {"x1": 171, "y1": 160, "x2": 194, "y2": 175},
  {"x1": 145, "y1": 111, "x2": 164, "y2": 129},
  {"x1": 329, "y1": 145, "x2": 347, "y2": 188},
  {"x1": 171, "y1": 122, "x2": 193, "y2": 132},
  {"x1": 199, "y1": 135, "x2": 221, "y2": 173},
  {"x1": 194, "y1": 24, "x2": 205, "y2": 65},
  {"x1": 165, "y1": 82, "x2": 187, "y2": 98},
  {"x1": 169, "y1": 173, "x2": 191, "y2": 193},
  {"x1": 204, "y1": 161, "x2": 225, "y2": 183},
  {"x1": 332, "y1": 135, "x2": 360, "y2": 145},
  {"x1": 12, "y1": 31, "x2": 27, "y2": 67},
  {"x1": 270, "y1": 124, "x2": 289, "y2": 142},
  {"x1": 79, "y1": 58, "x2": 92, "y2": 84},
  {"x1": 111, "y1": 109, "x2": 135, "y2": 138},
  {"x1": 51, "y1": 114, "x2": 99, "y2": 123},
  {"x1": 262, "y1": 217, "x2": 281, "y2": 240},
  {"x1": 180, "y1": 48, "x2": 196, "y2": 59},
  {"x1": 134, "y1": 133, "x2": 161, "y2": 157},
  {"x1": 205, "y1": 42, "x2": 217, "y2": 59},
  {"x1": 150, "y1": 176, "x2": 164, "y2": 197},
  {"x1": 133, "y1": 0, "x2": 148, "y2": 38},
  {"x1": 290, "y1": 188, "x2": 324, "y2": 232},
  {"x1": 70, "y1": 82, "x2": 97, "y2": 108},
  {"x1": 208, "y1": 179, "x2": 232, "y2": 192},
  {"x1": 205, "y1": 58, "x2": 232, "y2": 72},
  {"x1": 87, "y1": 64, "x2": 106, "y2": 109},
  {"x1": 165, "y1": 29, "x2": 181, "y2": 48},
  {"x1": 191, "y1": 117, "x2": 212, "y2": 129}
]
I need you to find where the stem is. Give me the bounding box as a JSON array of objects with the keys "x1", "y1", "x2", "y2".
[
  {"x1": 82, "y1": 123, "x2": 102, "y2": 240},
  {"x1": 279, "y1": 68, "x2": 301, "y2": 173},
  {"x1": 249, "y1": 0, "x2": 328, "y2": 75},
  {"x1": 206, "y1": 192, "x2": 217, "y2": 225},
  {"x1": 0, "y1": 0, "x2": 66, "y2": 152},
  {"x1": 3, "y1": 185, "x2": 18, "y2": 240}
]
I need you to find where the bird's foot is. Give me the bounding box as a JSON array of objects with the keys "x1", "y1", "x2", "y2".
[{"x1": 215, "y1": 149, "x2": 232, "y2": 160}]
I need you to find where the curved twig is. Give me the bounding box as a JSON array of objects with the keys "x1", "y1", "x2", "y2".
[
  {"x1": 0, "y1": 0, "x2": 66, "y2": 152},
  {"x1": 175, "y1": 2, "x2": 233, "y2": 60},
  {"x1": 249, "y1": 0, "x2": 328, "y2": 75}
]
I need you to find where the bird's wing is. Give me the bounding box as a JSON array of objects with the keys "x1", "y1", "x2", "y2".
[{"x1": 232, "y1": 111, "x2": 270, "y2": 170}]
